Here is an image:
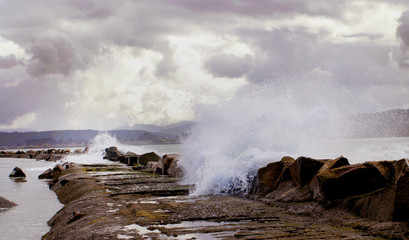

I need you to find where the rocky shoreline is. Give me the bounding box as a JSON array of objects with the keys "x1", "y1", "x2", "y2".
[
  {"x1": 36, "y1": 149, "x2": 409, "y2": 239},
  {"x1": 0, "y1": 147, "x2": 88, "y2": 162}
]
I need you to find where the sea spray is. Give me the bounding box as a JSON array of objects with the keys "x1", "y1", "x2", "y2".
[
  {"x1": 63, "y1": 132, "x2": 154, "y2": 164},
  {"x1": 179, "y1": 79, "x2": 344, "y2": 195}
]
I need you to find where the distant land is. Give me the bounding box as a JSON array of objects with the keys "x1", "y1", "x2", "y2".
[
  {"x1": 0, "y1": 121, "x2": 196, "y2": 149},
  {"x1": 0, "y1": 109, "x2": 409, "y2": 149}
]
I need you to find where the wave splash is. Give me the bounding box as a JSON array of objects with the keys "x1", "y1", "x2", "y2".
[
  {"x1": 63, "y1": 132, "x2": 153, "y2": 164},
  {"x1": 179, "y1": 79, "x2": 344, "y2": 195}
]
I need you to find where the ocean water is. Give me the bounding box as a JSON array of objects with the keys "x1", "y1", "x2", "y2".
[
  {"x1": 0, "y1": 132, "x2": 408, "y2": 239},
  {"x1": 0, "y1": 158, "x2": 63, "y2": 240},
  {"x1": 0, "y1": 134, "x2": 180, "y2": 240}
]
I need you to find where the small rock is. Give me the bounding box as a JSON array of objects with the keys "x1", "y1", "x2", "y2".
[
  {"x1": 0, "y1": 196, "x2": 17, "y2": 209},
  {"x1": 9, "y1": 167, "x2": 26, "y2": 179}
]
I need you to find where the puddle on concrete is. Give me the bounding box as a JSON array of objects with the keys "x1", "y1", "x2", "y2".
[
  {"x1": 89, "y1": 171, "x2": 132, "y2": 176},
  {"x1": 117, "y1": 234, "x2": 133, "y2": 239},
  {"x1": 139, "y1": 200, "x2": 159, "y2": 204},
  {"x1": 124, "y1": 224, "x2": 161, "y2": 235},
  {"x1": 121, "y1": 220, "x2": 239, "y2": 240},
  {"x1": 163, "y1": 220, "x2": 229, "y2": 228}
]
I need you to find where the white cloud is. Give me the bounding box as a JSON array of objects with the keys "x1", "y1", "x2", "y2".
[
  {"x1": 0, "y1": 0, "x2": 408, "y2": 130},
  {"x1": 0, "y1": 112, "x2": 37, "y2": 130}
]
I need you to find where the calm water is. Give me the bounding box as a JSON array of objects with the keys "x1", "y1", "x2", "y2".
[{"x1": 0, "y1": 158, "x2": 63, "y2": 240}]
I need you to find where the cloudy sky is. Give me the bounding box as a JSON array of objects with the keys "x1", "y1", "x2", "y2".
[{"x1": 1, "y1": 0, "x2": 409, "y2": 131}]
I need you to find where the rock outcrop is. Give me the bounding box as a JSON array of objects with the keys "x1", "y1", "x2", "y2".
[
  {"x1": 251, "y1": 156, "x2": 409, "y2": 222},
  {"x1": 0, "y1": 148, "x2": 73, "y2": 161}
]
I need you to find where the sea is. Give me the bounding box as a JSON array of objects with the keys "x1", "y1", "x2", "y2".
[
  {"x1": 0, "y1": 134, "x2": 181, "y2": 240},
  {"x1": 0, "y1": 133, "x2": 409, "y2": 239}
]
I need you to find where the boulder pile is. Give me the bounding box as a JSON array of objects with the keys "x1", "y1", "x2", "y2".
[
  {"x1": 0, "y1": 147, "x2": 87, "y2": 161},
  {"x1": 103, "y1": 147, "x2": 183, "y2": 177},
  {"x1": 250, "y1": 156, "x2": 409, "y2": 221}
]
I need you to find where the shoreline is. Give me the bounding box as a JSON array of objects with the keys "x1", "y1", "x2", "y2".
[
  {"x1": 3, "y1": 149, "x2": 409, "y2": 239},
  {"x1": 41, "y1": 160, "x2": 409, "y2": 239}
]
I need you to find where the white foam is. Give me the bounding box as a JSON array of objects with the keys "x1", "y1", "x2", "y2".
[
  {"x1": 63, "y1": 132, "x2": 154, "y2": 165},
  {"x1": 179, "y1": 79, "x2": 409, "y2": 195}
]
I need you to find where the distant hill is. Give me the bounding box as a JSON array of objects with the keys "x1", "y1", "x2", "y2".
[
  {"x1": 0, "y1": 124, "x2": 195, "y2": 149},
  {"x1": 345, "y1": 109, "x2": 409, "y2": 138}
]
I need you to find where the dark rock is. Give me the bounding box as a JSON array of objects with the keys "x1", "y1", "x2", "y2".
[
  {"x1": 138, "y1": 152, "x2": 160, "y2": 166},
  {"x1": 250, "y1": 156, "x2": 295, "y2": 196},
  {"x1": 9, "y1": 167, "x2": 26, "y2": 179},
  {"x1": 0, "y1": 196, "x2": 17, "y2": 209},
  {"x1": 125, "y1": 152, "x2": 139, "y2": 166},
  {"x1": 39, "y1": 168, "x2": 53, "y2": 179},
  {"x1": 293, "y1": 156, "x2": 327, "y2": 188},
  {"x1": 316, "y1": 163, "x2": 388, "y2": 200},
  {"x1": 104, "y1": 147, "x2": 123, "y2": 161}
]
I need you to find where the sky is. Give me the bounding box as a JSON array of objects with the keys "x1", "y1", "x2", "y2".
[{"x1": 1, "y1": 0, "x2": 409, "y2": 131}]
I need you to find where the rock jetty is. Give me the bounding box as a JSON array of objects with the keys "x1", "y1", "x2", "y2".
[
  {"x1": 41, "y1": 152, "x2": 409, "y2": 239},
  {"x1": 250, "y1": 156, "x2": 409, "y2": 222},
  {"x1": 0, "y1": 147, "x2": 87, "y2": 161}
]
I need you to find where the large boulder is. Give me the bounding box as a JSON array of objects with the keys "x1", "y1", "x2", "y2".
[
  {"x1": 251, "y1": 156, "x2": 409, "y2": 221},
  {"x1": 292, "y1": 156, "x2": 327, "y2": 188},
  {"x1": 154, "y1": 154, "x2": 181, "y2": 175},
  {"x1": 117, "y1": 151, "x2": 139, "y2": 165},
  {"x1": 250, "y1": 156, "x2": 295, "y2": 196},
  {"x1": 38, "y1": 168, "x2": 53, "y2": 179},
  {"x1": 316, "y1": 162, "x2": 388, "y2": 200},
  {"x1": 125, "y1": 152, "x2": 139, "y2": 166},
  {"x1": 9, "y1": 167, "x2": 26, "y2": 179},
  {"x1": 104, "y1": 147, "x2": 123, "y2": 161},
  {"x1": 138, "y1": 152, "x2": 160, "y2": 166},
  {"x1": 0, "y1": 196, "x2": 17, "y2": 209}
]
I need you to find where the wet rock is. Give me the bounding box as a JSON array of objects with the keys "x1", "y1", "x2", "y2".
[
  {"x1": 9, "y1": 167, "x2": 26, "y2": 179},
  {"x1": 126, "y1": 151, "x2": 139, "y2": 166},
  {"x1": 39, "y1": 168, "x2": 53, "y2": 179},
  {"x1": 138, "y1": 152, "x2": 160, "y2": 166},
  {"x1": 154, "y1": 154, "x2": 181, "y2": 175},
  {"x1": 254, "y1": 156, "x2": 409, "y2": 222},
  {"x1": 293, "y1": 156, "x2": 327, "y2": 188},
  {"x1": 0, "y1": 196, "x2": 17, "y2": 209},
  {"x1": 316, "y1": 162, "x2": 388, "y2": 200},
  {"x1": 250, "y1": 156, "x2": 295, "y2": 196},
  {"x1": 104, "y1": 147, "x2": 123, "y2": 161}
]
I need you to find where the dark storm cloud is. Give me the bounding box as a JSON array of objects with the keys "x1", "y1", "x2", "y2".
[{"x1": 204, "y1": 54, "x2": 252, "y2": 78}]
